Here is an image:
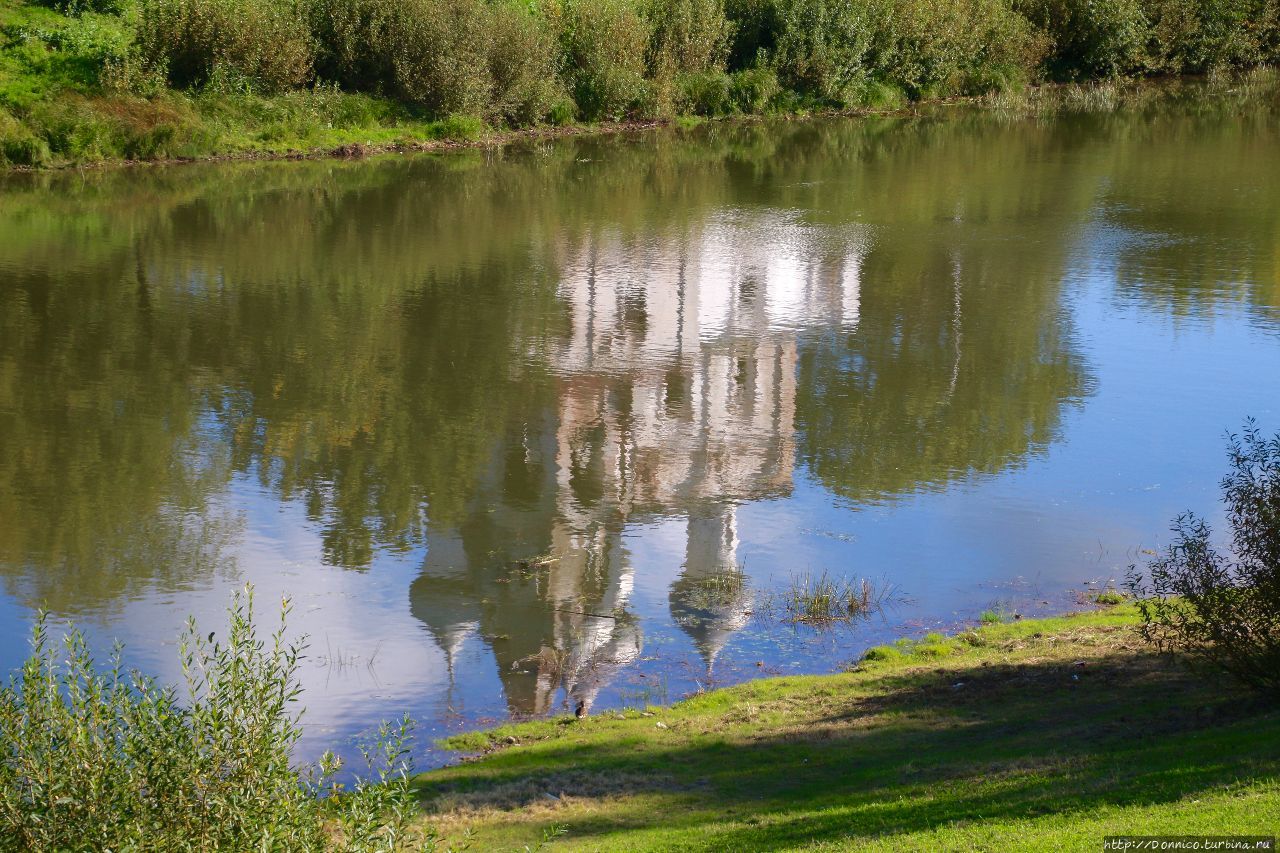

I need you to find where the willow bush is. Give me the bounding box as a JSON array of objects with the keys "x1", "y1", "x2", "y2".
[
  {"x1": 879, "y1": 0, "x2": 1048, "y2": 98},
  {"x1": 487, "y1": 1, "x2": 563, "y2": 125},
  {"x1": 1014, "y1": 0, "x2": 1150, "y2": 78},
  {"x1": 1127, "y1": 422, "x2": 1280, "y2": 694},
  {"x1": 308, "y1": 0, "x2": 399, "y2": 95},
  {"x1": 769, "y1": 0, "x2": 878, "y2": 104},
  {"x1": 646, "y1": 0, "x2": 732, "y2": 74},
  {"x1": 0, "y1": 587, "x2": 427, "y2": 851},
  {"x1": 137, "y1": 0, "x2": 314, "y2": 92},
  {"x1": 560, "y1": 0, "x2": 652, "y2": 119},
  {"x1": 1142, "y1": 0, "x2": 1278, "y2": 72},
  {"x1": 9, "y1": 0, "x2": 1280, "y2": 144}
]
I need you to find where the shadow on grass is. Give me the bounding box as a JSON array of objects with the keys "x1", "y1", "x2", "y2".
[{"x1": 418, "y1": 647, "x2": 1280, "y2": 848}]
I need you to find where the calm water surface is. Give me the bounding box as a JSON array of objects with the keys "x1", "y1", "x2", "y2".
[{"x1": 2, "y1": 90, "x2": 1279, "y2": 768}]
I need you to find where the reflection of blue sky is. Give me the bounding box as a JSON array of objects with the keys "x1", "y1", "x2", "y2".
[{"x1": 0, "y1": 592, "x2": 33, "y2": 677}]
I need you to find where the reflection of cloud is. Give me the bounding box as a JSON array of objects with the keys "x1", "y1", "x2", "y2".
[{"x1": 554, "y1": 215, "x2": 866, "y2": 373}]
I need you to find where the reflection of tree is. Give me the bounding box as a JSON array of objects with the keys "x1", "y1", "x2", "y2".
[
  {"x1": 1, "y1": 113, "x2": 1109, "y2": 706},
  {"x1": 0, "y1": 262, "x2": 238, "y2": 613},
  {"x1": 5, "y1": 86, "x2": 1277, "y2": 716},
  {"x1": 791, "y1": 113, "x2": 1101, "y2": 502},
  {"x1": 797, "y1": 243, "x2": 1092, "y2": 502},
  {"x1": 1087, "y1": 98, "x2": 1280, "y2": 328}
]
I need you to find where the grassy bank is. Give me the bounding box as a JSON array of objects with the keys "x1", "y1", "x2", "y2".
[
  {"x1": 2, "y1": 0, "x2": 1279, "y2": 168},
  {"x1": 416, "y1": 606, "x2": 1280, "y2": 850}
]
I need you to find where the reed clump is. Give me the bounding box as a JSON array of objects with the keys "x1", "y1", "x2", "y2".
[{"x1": 779, "y1": 571, "x2": 895, "y2": 624}]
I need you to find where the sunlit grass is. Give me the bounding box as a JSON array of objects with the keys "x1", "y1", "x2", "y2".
[{"x1": 420, "y1": 606, "x2": 1280, "y2": 850}]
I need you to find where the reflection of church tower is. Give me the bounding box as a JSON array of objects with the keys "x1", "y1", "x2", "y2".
[
  {"x1": 407, "y1": 216, "x2": 862, "y2": 716},
  {"x1": 537, "y1": 523, "x2": 643, "y2": 716},
  {"x1": 408, "y1": 534, "x2": 481, "y2": 701},
  {"x1": 669, "y1": 504, "x2": 752, "y2": 674}
]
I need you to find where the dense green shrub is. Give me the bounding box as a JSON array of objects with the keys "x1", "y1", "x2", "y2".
[
  {"x1": 645, "y1": 0, "x2": 733, "y2": 111},
  {"x1": 487, "y1": 1, "x2": 562, "y2": 125},
  {"x1": 770, "y1": 0, "x2": 877, "y2": 104},
  {"x1": 723, "y1": 0, "x2": 779, "y2": 70},
  {"x1": 310, "y1": 0, "x2": 558, "y2": 123},
  {"x1": 728, "y1": 64, "x2": 779, "y2": 110},
  {"x1": 646, "y1": 0, "x2": 733, "y2": 74},
  {"x1": 761, "y1": 0, "x2": 1042, "y2": 105},
  {"x1": 1127, "y1": 422, "x2": 1280, "y2": 694},
  {"x1": 137, "y1": 0, "x2": 314, "y2": 92},
  {"x1": 677, "y1": 69, "x2": 733, "y2": 112},
  {"x1": 0, "y1": 586, "x2": 427, "y2": 849},
  {"x1": 35, "y1": 0, "x2": 129, "y2": 19},
  {"x1": 308, "y1": 0, "x2": 398, "y2": 94},
  {"x1": 0, "y1": 108, "x2": 52, "y2": 165},
  {"x1": 561, "y1": 0, "x2": 652, "y2": 119},
  {"x1": 1142, "y1": 0, "x2": 1273, "y2": 72},
  {"x1": 388, "y1": 0, "x2": 491, "y2": 115},
  {"x1": 1016, "y1": 0, "x2": 1149, "y2": 78},
  {"x1": 879, "y1": 0, "x2": 1047, "y2": 97}
]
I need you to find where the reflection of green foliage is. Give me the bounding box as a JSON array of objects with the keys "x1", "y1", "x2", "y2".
[
  {"x1": 0, "y1": 256, "x2": 238, "y2": 611},
  {"x1": 2, "y1": 88, "x2": 1279, "y2": 604},
  {"x1": 1096, "y1": 77, "x2": 1280, "y2": 327},
  {"x1": 794, "y1": 116, "x2": 1097, "y2": 502}
]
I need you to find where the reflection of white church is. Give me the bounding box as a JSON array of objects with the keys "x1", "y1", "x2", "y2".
[{"x1": 412, "y1": 215, "x2": 867, "y2": 713}]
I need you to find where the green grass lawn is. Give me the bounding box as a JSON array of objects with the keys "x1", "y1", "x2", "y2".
[{"x1": 414, "y1": 607, "x2": 1280, "y2": 850}]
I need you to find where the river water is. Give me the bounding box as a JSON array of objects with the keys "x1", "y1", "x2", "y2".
[{"x1": 2, "y1": 85, "x2": 1279, "y2": 768}]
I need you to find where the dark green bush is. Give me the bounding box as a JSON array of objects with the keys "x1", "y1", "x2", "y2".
[
  {"x1": 762, "y1": 0, "x2": 1042, "y2": 105},
  {"x1": 487, "y1": 1, "x2": 562, "y2": 125},
  {"x1": 728, "y1": 65, "x2": 779, "y2": 110},
  {"x1": 879, "y1": 0, "x2": 1046, "y2": 97},
  {"x1": 1016, "y1": 0, "x2": 1149, "y2": 78},
  {"x1": 388, "y1": 0, "x2": 491, "y2": 116},
  {"x1": 138, "y1": 0, "x2": 314, "y2": 92},
  {"x1": 1143, "y1": 0, "x2": 1271, "y2": 72},
  {"x1": 645, "y1": 0, "x2": 733, "y2": 111},
  {"x1": 770, "y1": 0, "x2": 877, "y2": 104},
  {"x1": 309, "y1": 0, "x2": 399, "y2": 94},
  {"x1": 646, "y1": 0, "x2": 733, "y2": 74},
  {"x1": 1127, "y1": 421, "x2": 1280, "y2": 694},
  {"x1": 724, "y1": 0, "x2": 780, "y2": 70},
  {"x1": 0, "y1": 113, "x2": 53, "y2": 165},
  {"x1": 546, "y1": 95, "x2": 578, "y2": 124},
  {"x1": 310, "y1": 0, "x2": 557, "y2": 124},
  {"x1": 36, "y1": 0, "x2": 130, "y2": 18},
  {"x1": 678, "y1": 69, "x2": 734, "y2": 112},
  {"x1": 561, "y1": 0, "x2": 652, "y2": 119}
]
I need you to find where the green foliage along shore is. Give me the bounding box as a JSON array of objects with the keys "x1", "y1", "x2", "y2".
[
  {"x1": 0, "y1": 587, "x2": 428, "y2": 851},
  {"x1": 0, "y1": 0, "x2": 1278, "y2": 165}
]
